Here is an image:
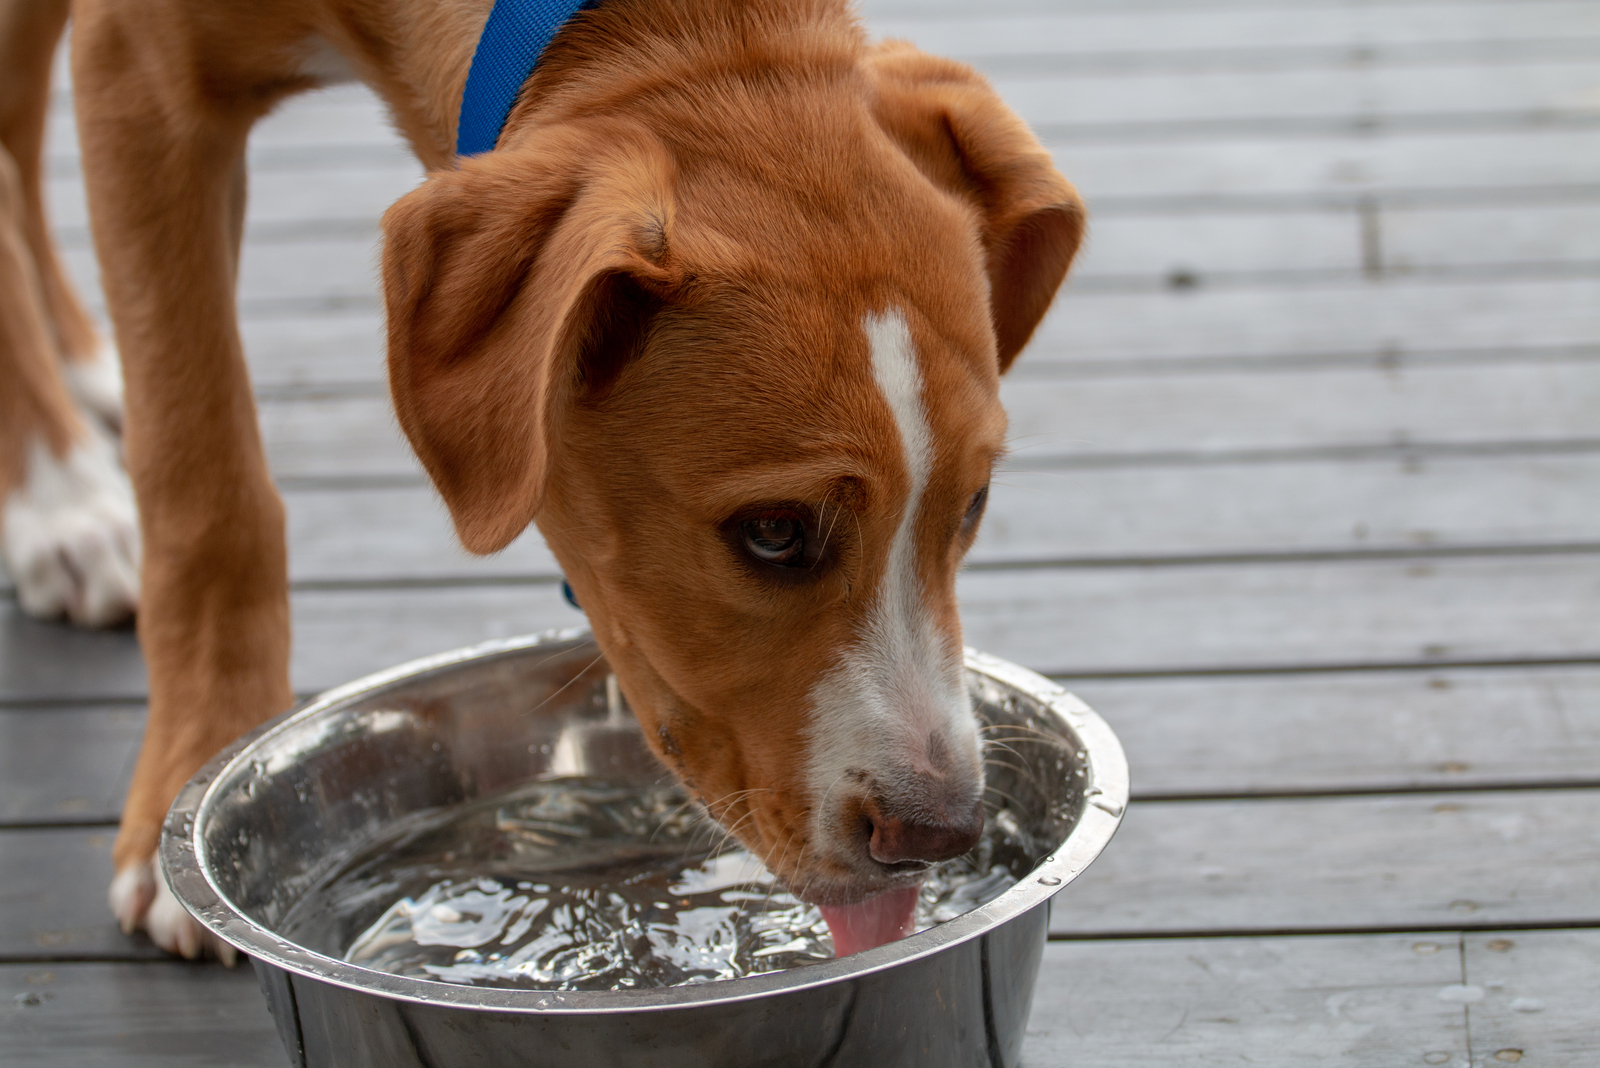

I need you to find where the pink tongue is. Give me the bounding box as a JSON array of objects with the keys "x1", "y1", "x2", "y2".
[{"x1": 820, "y1": 885, "x2": 920, "y2": 958}]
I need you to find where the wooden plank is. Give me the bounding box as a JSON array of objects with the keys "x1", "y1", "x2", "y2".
[
  {"x1": 987, "y1": 62, "x2": 1600, "y2": 132},
  {"x1": 963, "y1": 554, "x2": 1600, "y2": 677},
  {"x1": 245, "y1": 361, "x2": 1600, "y2": 479},
  {"x1": 1050, "y1": 788, "x2": 1600, "y2": 935},
  {"x1": 6, "y1": 551, "x2": 1594, "y2": 701},
  {"x1": 60, "y1": 237, "x2": 381, "y2": 310},
  {"x1": 269, "y1": 453, "x2": 1600, "y2": 584},
  {"x1": 1073, "y1": 665, "x2": 1600, "y2": 796},
  {"x1": 286, "y1": 584, "x2": 581, "y2": 694},
  {"x1": 284, "y1": 485, "x2": 559, "y2": 582},
  {"x1": 1383, "y1": 203, "x2": 1600, "y2": 271},
  {"x1": 0, "y1": 829, "x2": 164, "y2": 961},
  {"x1": 259, "y1": 392, "x2": 416, "y2": 481},
  {"x1": 59, "y1": 201, "x2": 1600, "y2": 319},
  {"x1": 1001, "y1": 360, "x2": 1600, "y2": 462},
  {"x1": 867, "y1": 4, "x2": 1600, "y2": 56},
  {"x1": 1050, "y1": 129, "x2": 1600, "y2": 202},
  {"x1": 981, "y1": 456, "x2": 1600, "y2": 561},
  {"x1": 45, "y1": 162, "x2": 421, "y2": 233},
  {"x1": 1462, "y1": 930, "x2": 1600, "y2": 1067},
  {"x1": 0, "y1": 962, "x2": 286, "y2": 1067},
  {"x1": 225, "y1": 278, "x2": 1600, "y2": 380},
  {"x1": 0, "y1": 610, "x2": 144, "y2": 704},
  {"x1": 1031, "y1": 277, "x2": 1600, "y2": 363},
  {"x1": 1023, "y1": 934, "x2": 1470, "y2": 1066},
  {"x1": 0, "y1": 708, "x2": 141, "y2": 826},
  {"x1": 6, "y1": 790, "x2": 1594, "y2": 963},
  {"x1": 1077, "y1": 209, "x2": 1362, "y2": 278},
  {"x1": 242, "y1": 313, "x2": 384, "y2": 389}
]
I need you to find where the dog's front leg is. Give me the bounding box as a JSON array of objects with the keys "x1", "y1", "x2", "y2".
[{"x1": 72, "y1": 3, "x2": 294, "y2": 960}]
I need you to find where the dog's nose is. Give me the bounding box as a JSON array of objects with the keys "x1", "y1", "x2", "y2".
[{"x1": 864, "y1": 794, "x2": 985, "y2": 865}]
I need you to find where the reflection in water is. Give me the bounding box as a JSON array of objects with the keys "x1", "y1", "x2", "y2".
[{"x1": 281, "y1": 777, "x2": 1032, "y2": 990}]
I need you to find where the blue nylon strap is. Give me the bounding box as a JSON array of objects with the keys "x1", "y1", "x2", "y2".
[{"x1": 456, "y1": 0, "x2": 594, "y2": 157}]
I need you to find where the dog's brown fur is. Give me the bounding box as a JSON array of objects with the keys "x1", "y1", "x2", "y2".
[
  {"x1": 0, "y1": 0, "x2": 100, "y2": 493},
  {"x1": 1, "y1": 0, "x2": 1080, "y2": 954}
]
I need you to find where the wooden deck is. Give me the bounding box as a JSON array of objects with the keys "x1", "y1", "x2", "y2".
[{"x1": 5, "y1": 0, "x2": 1600, "y2": 1063}]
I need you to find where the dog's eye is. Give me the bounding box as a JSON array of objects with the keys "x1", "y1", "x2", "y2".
[
  {"x1": 963, "y1": 485, "x2": 989, "y2": 529},
  {"x1": 742, "y1": 515, "x2": 805, "y2": 565}
]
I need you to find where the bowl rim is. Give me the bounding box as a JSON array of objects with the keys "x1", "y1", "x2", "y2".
[{"x1": 161, "y1": 629, "x2": 1127, "y2": 1015}]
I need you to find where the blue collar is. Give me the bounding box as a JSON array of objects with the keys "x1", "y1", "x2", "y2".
[{"x1": 456, "y1": 0, "x2": 597, "y2": 157}]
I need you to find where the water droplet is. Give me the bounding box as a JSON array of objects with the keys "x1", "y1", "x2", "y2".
[
  {"x1": 1412, "y1": 941, "x2": 1440, "y2": 955},
  {"x1": 1510, "y1": 997, "x2": 1544, "y2": 1013},
  {"x1": 1494, "y1": 1052, "x2": 1523, "y2": 1063},
  {"x1": 1039, "y1": 876, "x2": 1061, "y2": 886}
]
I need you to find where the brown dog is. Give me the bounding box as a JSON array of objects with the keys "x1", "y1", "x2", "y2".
[{"x1": 0, "y1": 0, "x2": 1082, "y2": 958}]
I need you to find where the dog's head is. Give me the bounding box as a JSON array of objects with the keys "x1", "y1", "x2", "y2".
[{"x1": 382, "y1": 39, "x2": 1081, "y2": 908}]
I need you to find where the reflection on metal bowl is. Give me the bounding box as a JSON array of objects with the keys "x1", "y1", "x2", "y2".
[{"x1": 161, "y1": 630, "x2": 1126, "y2": 1068}]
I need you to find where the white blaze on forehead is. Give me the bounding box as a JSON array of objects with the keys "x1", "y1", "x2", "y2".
[{"x1": 804, "y1": 310, "x2": 982, "y2": 860}]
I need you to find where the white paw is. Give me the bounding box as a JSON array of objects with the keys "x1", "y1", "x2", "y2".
[
  {"x1": 63, "y1": 342, "x2": 125, "y2": 432},
  {"x1": 110, "y1": 858, "x2": 238, "y2": 965},
  {"x1": 2, "y1": 422, "x2": 140, "y2": 627}
]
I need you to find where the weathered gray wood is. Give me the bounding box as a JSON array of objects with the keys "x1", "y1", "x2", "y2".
[
  {"x1": 45, "y1": 162, "x2": 422, "y2": 233},
  {"x1": 8, "y1": 788, "x2": 1594, "y2": 962},
  {"x1": 1032, "y1": 276, "x2": 1600, "y2": 363},
  {"x1": 0, "y1": 962, "x2": 286, "y2": 1067},
  {"x1": 1001, "y1": 359, "x2": 1600, "y2": 462},
  {"x1": 0, "y1": 829, "x2": 164, "y2": 961},
  {"x1": 987, "y1": 62, "x2": 1600, "y2": 132},
  {"x1": 1076, "y1": 209, "x2": 1363, "y2": 279},
  {"x1": 1074, "y1": 666, "x2": 1600, "y2": 796},
  {"x1": 1023, "y1": 934, "x2": 1470, "y2": 1065},
  {"x1": 964, "y1": 554, "x2": 1600, "y2": 677},
  {"x1": 284, "y1": 485, "x2": 559, "y2": 582},
  {"x1": 272, "y1": 454, "x2": 1600, "y2": 585},
  {"x1": 0, "y1": 610, "x2": 144, "y2": 704},
  {"x1": 981, "y1": 456, "x2": 1600, "y2": 562},
  {"x1": 245, "y1": 361, "x2": 1600, "y2": 479},
  {"x1": 242, "y1": 313, "x2": 384, "y2": 389},
  {"x1": 1050, "y1": 129, "x2": 1600, "y2": 203},
  {"x1": 868, "y1": 4, "x2": 1600, "y2": 57},
  {"x1": 1462, "y1": 930, "x2": 1600, "y2": 1067},
  {"x1": 1049, "y1": 788, "x2": 1600, "y2": 935},
  {"x1": 224, "y1": 276, "x2": 1600, "y2": 383},
  {"x1": 60, "y1": 203, "x2": 1600, "y2": 320},
  {"x1": 7, "y1": 552, "x2": 1594, "y2": 701},
  {"x1": 281, "y1": 555, "x2": 1600, "y2": 692},
  {"x1": 0, "y1": 708, "x2": 141, "y2": 826},
  {"x1": 258, "y1": 392, "x2": 416, "y2": 481},
  {"x1": 1383, "y1": 203, "x2": 1600, "y2": 272}
]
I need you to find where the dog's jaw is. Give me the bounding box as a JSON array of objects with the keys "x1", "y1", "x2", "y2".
[
  {"x1": 2, "y1": 423, "x2": 140, "y2": 627},
  {"x1": 801, "y1": 310, "x2": 984, "y2": 903}
]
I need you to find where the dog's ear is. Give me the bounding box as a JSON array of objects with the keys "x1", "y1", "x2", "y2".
[
  {"x1": 382, "y1": 125, "x2": 679, "y2": 553},
  {"x1": 867, "y1": 42, "x2": 1085, "y2": 372}
]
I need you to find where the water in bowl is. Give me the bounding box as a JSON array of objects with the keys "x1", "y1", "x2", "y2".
[{"x1": 280, "y1": 775, "x2": 1037, "y2": 991}]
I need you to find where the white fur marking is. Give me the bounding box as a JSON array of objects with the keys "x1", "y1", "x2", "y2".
[
  {"x1": 62, "y1": 342, "x2": 124, "y2": 431},
  {"x1": 110, "y1": 857, "x2": 236, "y2": 964},
  {"x1": 2, "y1": 423, "x2": 140, "y2": 627},
  {"x1": 804, "y1": 311, "x2": 982, "y2": 870}
]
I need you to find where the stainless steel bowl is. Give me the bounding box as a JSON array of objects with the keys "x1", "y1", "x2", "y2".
[{"x1": 162, "y1": 630, "x2": 1126, "y2": 1068}]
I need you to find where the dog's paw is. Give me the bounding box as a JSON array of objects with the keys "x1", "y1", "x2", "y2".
[
  {"x1": 110, "y1": 858, "x2": 238, "y2": 965},
  {"x1": 2, "y1": 423, "x2": 139, "y2": 627},
  {"x1": 63, "y1": 342, "x2": 125, "y2": 432}
]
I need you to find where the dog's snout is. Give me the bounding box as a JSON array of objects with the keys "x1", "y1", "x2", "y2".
[{"x1": 863, "y1": 793, "x2": 984, "y2": 866}]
